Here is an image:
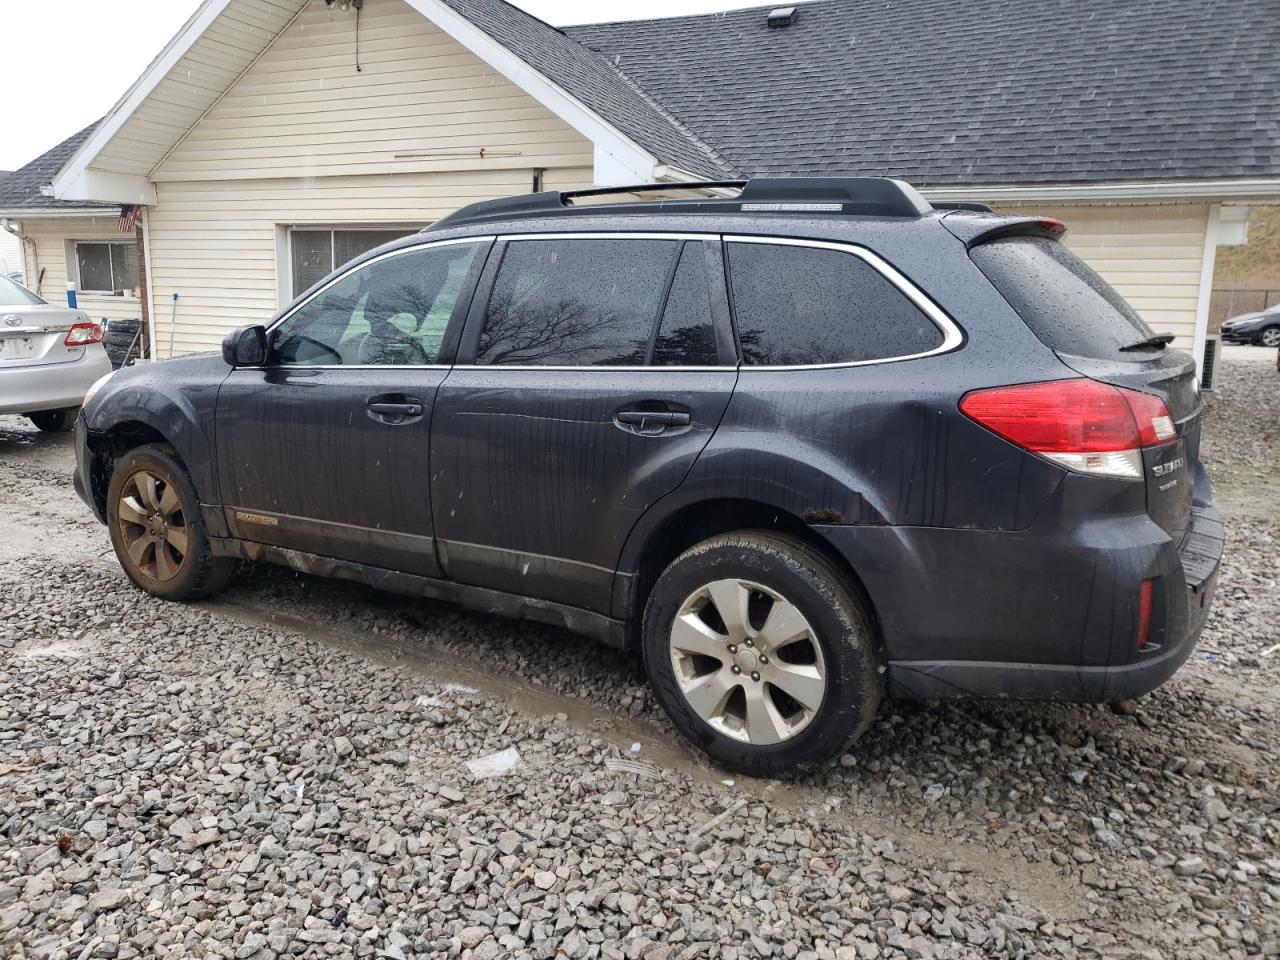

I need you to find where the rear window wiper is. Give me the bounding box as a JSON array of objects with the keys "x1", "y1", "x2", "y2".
[{"x1": 1119, "y1": 332, "x2": 1176, "y2": 351}]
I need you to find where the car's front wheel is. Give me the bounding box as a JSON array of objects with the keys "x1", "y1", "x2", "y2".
[
  {"x1": 642, "y1": 531, "x2": 882, "y2": 777},
  {"x1": 106, "y1": 444, "x2": 237, "y2": 601},
  {"x1": 26, "y1": 407, "x2": 79, "y2": 433},
  {"x1": 1259, "y1": 325, "x2": 1280, "y2": 348}
]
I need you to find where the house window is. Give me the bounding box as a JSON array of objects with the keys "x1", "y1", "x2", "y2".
[
  {"x1": 289, "y1": 228, "x2": 411, "y2": 298},
  {"x1": 74, "y1": 241, "x2": 139, "y2": 296}
]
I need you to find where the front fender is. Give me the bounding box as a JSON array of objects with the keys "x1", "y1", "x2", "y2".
[{"x1": 83, "y1": 354, "x2": 228, "y2": 504}]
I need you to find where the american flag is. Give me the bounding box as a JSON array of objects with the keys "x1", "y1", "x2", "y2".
[{"x1": 117, "y1": 204, "x2": 140, "y2": 233}]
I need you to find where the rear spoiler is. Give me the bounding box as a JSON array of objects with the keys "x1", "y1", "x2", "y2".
[{"x1": 939, "y1": 211, "x2": 1068, "y2": 247}]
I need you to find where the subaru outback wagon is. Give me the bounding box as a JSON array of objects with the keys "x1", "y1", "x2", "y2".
[{"x1": 73, "y1": 178, "x2": 1222, "y2": 776}]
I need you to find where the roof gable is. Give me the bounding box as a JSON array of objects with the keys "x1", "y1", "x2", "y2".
[
  {"x1": 567, "y1": 0, "x2": 1280, "y2": 184},
  {"x1": 0, "y1": 124, "x2": 114, "y2": 213}
]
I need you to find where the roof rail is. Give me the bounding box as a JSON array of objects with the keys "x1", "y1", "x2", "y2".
[{"x1": 427, "y1": 177, "x2": 935, "y2": 230}]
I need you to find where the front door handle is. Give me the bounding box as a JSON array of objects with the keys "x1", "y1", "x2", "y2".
[
  {"x1": 616, "y1": 410, "x2": 691, "y2": 427},
  {"x1": 614, "y1": 406, "x2": 692, "y2": 436},
  {"x1": 367, "y1": 395, "x2": 424, "y2": 424}
]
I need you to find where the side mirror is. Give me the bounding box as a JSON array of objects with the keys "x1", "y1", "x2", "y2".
[{"x1": 222, "y1": 325, "x2": 267, "y2": 368}]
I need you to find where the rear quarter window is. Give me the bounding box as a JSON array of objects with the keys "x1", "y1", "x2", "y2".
[
  {"x1": 726, "y1": 241, "x2": 945, "y2": 365},
  {"x1": 971, "y1": 237, "x2": 1156, "y2": 359}
]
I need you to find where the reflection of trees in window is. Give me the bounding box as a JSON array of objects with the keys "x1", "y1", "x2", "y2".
[
  {"x1": 478, "y1": 288, "x2": 646, "y2": 365},
  {"x1": 477, "y1": 239, "x2": 676, "y2": 367}
]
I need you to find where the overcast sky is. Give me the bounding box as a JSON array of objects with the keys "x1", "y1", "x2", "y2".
[{"x1": 0, "y1": 0, "x2": 786, "y2": 171}]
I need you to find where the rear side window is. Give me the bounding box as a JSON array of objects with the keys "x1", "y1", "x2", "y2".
[
  {"x1": 477, "y1": 238, "x2": 678, "y2": 366},
  {"x1": 727, "y1": 241, "x2": 944, "y2": 365},
  {"x1": 971, "y1": 237, "x2": 1156, "y2": 358}
]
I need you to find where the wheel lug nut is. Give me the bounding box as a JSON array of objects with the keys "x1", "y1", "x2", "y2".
[
  {"x1": 744, "y1": 638, "x2": 754, "y2": 647},
  {"x1": 759, "y1": 654, "x2": 769, "y2": 664},
  {"x1": 751, "y1": 671, "x2": 760, "y2": 682},
  {"x1": 727, "y1": 644, "x2": 737, "y2": 654},
  {"x1": 731, "y1": 665, "x2": 741, "y2": 674}
]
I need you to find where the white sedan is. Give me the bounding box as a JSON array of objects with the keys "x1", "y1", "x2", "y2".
[{"x1": 0, "y1": 275, "x2": 111, "y2": 432}]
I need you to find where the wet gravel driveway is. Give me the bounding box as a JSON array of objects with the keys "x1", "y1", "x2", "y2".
[{"x1": 1, "y1": 350, "x2": 1276, "y2": 959}]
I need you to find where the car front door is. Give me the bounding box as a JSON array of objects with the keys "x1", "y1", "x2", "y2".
[
  {"x1": 429, "y1": 233, "x2": 738, "y2": 615},
  {"x1": 215, "y1": 237, "x2": 490, "y2": 577}
]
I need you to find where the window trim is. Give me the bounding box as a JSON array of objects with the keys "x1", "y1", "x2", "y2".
[
  {"x1": 723, "y1": 235, "x2": 965, "y2": 370},
  {"x1": 262, "y1": 235, "x2": 493, "y2": 371},
  {"x1": 259, "y1": 231, "x2": 963, "y2": 373},
  {"x1": 72, "y1": 239, "x2": 139, "y2": 297}
]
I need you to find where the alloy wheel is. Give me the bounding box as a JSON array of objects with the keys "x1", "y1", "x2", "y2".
[
  {"x1": 668, "y1": 578, "x2": 827, "y2": 745},
  {"x1": 115, "y1": 469, "x2": 188, "y2": 581},
  {"x1": 1261, "y1": 327, "x2": 1280, "y2": 348}
]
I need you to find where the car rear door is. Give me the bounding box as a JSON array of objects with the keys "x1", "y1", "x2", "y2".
[
  {"x1": 215, "y1": 238, "x2": 490, "y2": 576},
  {"x1": 429, "y1": 232, "x2": 737, "y2": 615}
]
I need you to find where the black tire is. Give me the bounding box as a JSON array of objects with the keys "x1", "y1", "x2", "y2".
[
  {"x1": 642, "y1": 531, "x2": 882, "y2": 777},
  {"x1": 106, "y1": 444, "x2": 236, "y2": 601},
  {"x1": 26, "y1": 407, "x2": 79, "y2": 433}
]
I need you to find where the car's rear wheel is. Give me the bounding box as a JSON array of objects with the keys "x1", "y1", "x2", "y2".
[
  {"x1": 26, "y1": 407, "x2": 78, "y2": 433},
  {"x1": 107, "y1": 444, "x2": 236, "y2": 601},
  {"x1": 1260, "y1": 325, "x2": 1280, "y2": 348},
  {"x1": 642, "y1": 531, "x2": 882, "y2": 777}
]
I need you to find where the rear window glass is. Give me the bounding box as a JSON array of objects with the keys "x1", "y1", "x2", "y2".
[
  {"x1": 0, "y1": 274, "x2": 43, "y2": 306},
  {"x1": 727, "y1": 242, "x2": 944, "y2": 366},
  {"x1": 971, "y1": 237, "x2": 1156, "y2": 358}
]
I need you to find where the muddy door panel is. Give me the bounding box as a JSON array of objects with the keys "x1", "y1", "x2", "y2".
[
  {"x1": 215, "y1": 367, "x2": 445, "y2": 577},
  {"x1": 429, "y1": 368, "x2": 735, "y2": 614}
]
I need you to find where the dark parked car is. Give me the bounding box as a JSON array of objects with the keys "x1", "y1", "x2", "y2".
[
  {"x1": 1221, "y1": 304, "x2": 1280, "y2": 347},
  {"x1": 73, "y1": 179, "x2": 1222, "y2": 775}
]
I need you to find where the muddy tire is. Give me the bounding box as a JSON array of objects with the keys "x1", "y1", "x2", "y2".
[
  {"x1": 106, "y1": 444, "x2": 236, "y2": 601},
  {"x1": 26, "y1": 407, "x2": 78, "y2": 433},
  {"x1": 642, "y1": 531, "x2": 882, "y2": 777}
]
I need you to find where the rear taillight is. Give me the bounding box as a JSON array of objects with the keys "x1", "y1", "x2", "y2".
[
  {"x1": 64, "y1": 322, "x2": 103, "y2": 347},
  {"x1": 1136, "y1": 579, "x2": 1154, "y2": 650},
  {"x1": 959, "y1": 378, "x2": 1177, "y2": 480}
]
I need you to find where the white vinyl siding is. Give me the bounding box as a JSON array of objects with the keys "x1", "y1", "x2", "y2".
[
  {"x1": 145, "y1": 166, "x2": 594, "y2": 356},
  {"x1": 994, "y1": 203, "x2": 1210, "y2": 353},
  {"x1": 17, "y1": 217, "x2": 145, "y2": 328},
  {"x1": 153, "y1": 0, "x2": 593, "y2": 182}
]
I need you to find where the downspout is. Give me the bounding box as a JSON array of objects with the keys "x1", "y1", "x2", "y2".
[
  {"x1": 1191, "y1": 204, "x2": 1221, "y2": 380},
  {"x1": 1, "y1": 219, "x2": 38, "y2": 294},
  {"x1": 141, "y1": 206, "x2": 159, "y2": 361}
]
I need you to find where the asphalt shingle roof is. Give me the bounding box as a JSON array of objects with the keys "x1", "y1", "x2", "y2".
[
  {"x1": 440, "y1": 0, "x2": 736, "y2": 178},
  {"x1": 0, "y1": 123, "x2": 113, "y2": 212},
  {"x1": 566, "y1": 0, "x2": 1280, "y2": 184}
]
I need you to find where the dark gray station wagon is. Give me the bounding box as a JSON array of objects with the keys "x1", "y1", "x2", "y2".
[{"x1": 74, "y1": 178, "x2": 1223, "y2": 775}]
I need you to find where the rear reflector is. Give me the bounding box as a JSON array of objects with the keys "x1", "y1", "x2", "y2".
[
  {"x1": 64, "y1": 322, "x2": 103, "y2": 347},
  {"x1": 1136, "y1": 579, "x2": 1154, "y2": 650},
  {"x1": 960, "y1": 378, "x2": 1176, "y2": 480}
]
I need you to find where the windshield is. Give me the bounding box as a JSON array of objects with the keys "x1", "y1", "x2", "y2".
[
  {"x1": 0, "y1": 274, "x2": 45, "y2": 307},
  {"x1": 972, "y1": 236, "x2": 1157, "y2": 359}
]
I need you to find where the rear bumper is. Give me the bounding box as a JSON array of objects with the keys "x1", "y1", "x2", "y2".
[
  {"x1": 0, "y1": 348, "x2": 110, "y2": 416},
  {"x1": 815, "y1": 469, "x2": 1223, "y2": 703}
]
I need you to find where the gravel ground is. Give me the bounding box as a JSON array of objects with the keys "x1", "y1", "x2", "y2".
[{"x1": 1, "y1": 351, "x2": 1277, "y2": 960}]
